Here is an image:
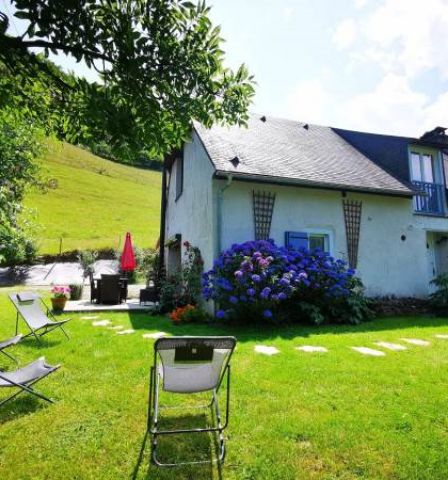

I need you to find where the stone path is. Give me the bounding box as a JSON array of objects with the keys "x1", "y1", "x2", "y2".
[
  {"x1": 142, "y1": 332, "x2": 167, "y2": 339},
  {"x1": 296, "y1": 346, "x2": 328, "y2": 353},
  {"x1": 117, "y1": 329, "x2": 135, "y2": 335},
  {"x1": 254, "y1": 345, "x2": 280, "y2": 356},
  {"x1": 351, "y1": 347, "x2": 386, "y2": 357},
  {"x1": 92, "y1": 320, "x2": 111, "y2": 327},
  {"x1": 401, "y1": 338, "x2": 430, "y2": 346},
  {"x1": 435, "y1": 334, "x2": 448, "y2": 339},
  {"x1": 374, "y1": 341, "x2": 407, "y2": 351}
]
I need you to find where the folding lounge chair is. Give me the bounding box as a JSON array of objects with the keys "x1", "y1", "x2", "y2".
[
  {"x1": 0, "y1": 335, "x2": 23, "y2": 365},
  {"x1": 9, "y1": 293, "x2": 70, "y2": 343},
  {"x1": 148, "y1": 336, "x2": 237, "y2": 467},
  {"x1": 0, "y1": 357, "x2": 60, "y2": 407}
]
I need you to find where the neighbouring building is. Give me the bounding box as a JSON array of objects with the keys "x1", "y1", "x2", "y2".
[{"x1": 163, "y1": 114, "x2": 448, "y2": 298}]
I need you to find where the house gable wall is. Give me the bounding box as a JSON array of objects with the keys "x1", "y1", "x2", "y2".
[{"x1": 165, "y1": 131, "x2": 216, "y2": 272}]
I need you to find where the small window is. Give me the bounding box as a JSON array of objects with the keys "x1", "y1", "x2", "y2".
[
  {"x1": 309, "y1": 234, "x2": 329, "y2": 252},
  {"x1": 175, "y1": 155, "x2": 183, "y2": 200},
  {"x1": 285, "y1": 231, "x2": 331, "y2": 253}
]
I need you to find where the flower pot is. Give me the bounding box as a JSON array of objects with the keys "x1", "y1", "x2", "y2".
[{"x1": 51, "y1": 297, "x2": 67, "y2": 313}]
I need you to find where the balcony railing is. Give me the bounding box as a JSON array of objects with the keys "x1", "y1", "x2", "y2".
[{"x1": 412, "y1": 180, "x2": 445, "y2": 216}]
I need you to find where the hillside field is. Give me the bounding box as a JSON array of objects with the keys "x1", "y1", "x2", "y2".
[{"x1": 24, "y1": 140, "x2": 161, "y2": 254}]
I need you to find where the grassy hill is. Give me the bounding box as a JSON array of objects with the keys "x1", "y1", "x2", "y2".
[{"x1": 24, "y1": 140, "x2": 161, "y2": 255}]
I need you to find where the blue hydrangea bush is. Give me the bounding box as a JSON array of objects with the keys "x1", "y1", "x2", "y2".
[{"x1": 202, "y1": 240, "x2": 372, "y2": 324}]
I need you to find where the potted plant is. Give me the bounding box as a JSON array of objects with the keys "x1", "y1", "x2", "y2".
[
  {"x1": 51, "y1": 286, "x2": 71, "y2": 312},
  {"x1": 69, "y1": 283, "x2": 83, "y2": 300}
]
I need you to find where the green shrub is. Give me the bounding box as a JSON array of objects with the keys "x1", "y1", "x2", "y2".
[
  {"x1": 430, "y1": 274, "x2": 448, "y2": 315},
  {"x1": 159, "y1": 243, "x2": 204, "y2": 313},
  {"x1": 0, "y1": 224, "x2": 37, "y2": 266},
  {"x1": 77, "y1": 250, "x2": 98, "y2": 278},
  {"x1": 69, "y1": 284, "x2": 84, "y2": 300}
]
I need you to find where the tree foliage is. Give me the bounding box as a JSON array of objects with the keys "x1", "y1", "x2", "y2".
[
  {"x1": 0, "y1": 0, "x2": 255, "y2": 162},
  {"x1": 0, "y1": 108, "x2": 42, "y2": 264}
]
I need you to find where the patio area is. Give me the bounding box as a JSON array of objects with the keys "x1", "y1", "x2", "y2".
[{"x1": 64, "y1": 298, "x2": 154, "y2": 312}]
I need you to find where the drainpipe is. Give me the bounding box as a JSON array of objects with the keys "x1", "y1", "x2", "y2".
[
  {"x1": 158, "y1": 155, "x2": 168, "y2": 276},
  {"x1": 217, "y1": 174, "x2": 233, "y2": 255}
]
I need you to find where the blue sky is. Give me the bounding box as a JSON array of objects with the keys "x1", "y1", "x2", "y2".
[{"x1": 6, "y1": 0, "x2": 448, "y2": 137}]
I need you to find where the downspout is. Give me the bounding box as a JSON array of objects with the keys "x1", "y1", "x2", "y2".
[
  {"x1": 217, "y1": 174, "x2": 233, "y2": 255},
  {"x1": 158, "y1": 155, "x2": 168, "y2": 276}
]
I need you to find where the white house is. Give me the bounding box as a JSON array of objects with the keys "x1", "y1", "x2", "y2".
[{"x1": 162, "y1": 114, "x2": 448, "y2": 298}]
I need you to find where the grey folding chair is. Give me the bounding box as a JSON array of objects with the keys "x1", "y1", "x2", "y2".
[
  {"x1": 0, "y1": 357, "x2": 60, "y2": 407},
  {"x1": 0, "y1": 335, "x2": 23, "y2": 365},
  {"x1": 148, "y1": 336, "x2": 237, "y2": 467},
  {"x1": 9, "y1": 293, "x2": 71, "y2": 343}
]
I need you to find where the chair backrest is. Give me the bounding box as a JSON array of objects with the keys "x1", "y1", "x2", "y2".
[
  {"x1": 155, "y1": 336, "x2": 236, "y2": 393},
  {"x1": 9, "y1": 293, "x2": 50, "y2": 330},
  {"x1": 100, "y1": 274, "x2": 121, "y2": 303}
]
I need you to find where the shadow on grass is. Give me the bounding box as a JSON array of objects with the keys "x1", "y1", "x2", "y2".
[
  {"x1": 127, "y1": 312, "x2": 448, "y2": 343},
  {"x1": 131, "y1": 412, "x2": 223, "y2": 480},
  {"x1": 0, "y1": 395, "x2": 46, "y2": 425}
]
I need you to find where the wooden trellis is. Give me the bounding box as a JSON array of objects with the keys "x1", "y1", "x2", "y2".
[
  {"x1": 342, "y1": 199, "x2": 362, "y2": 269},
  {"x1": 253, "y1": 191, "x2": 276, "y2": 240}
]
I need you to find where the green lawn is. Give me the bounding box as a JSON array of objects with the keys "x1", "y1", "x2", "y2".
[
  {"x1": 24, "y1": 140, "x2": 161, "y2": 254},
  {"x1": 1, "y1": 289, "x2": 448, "y2": 479}
]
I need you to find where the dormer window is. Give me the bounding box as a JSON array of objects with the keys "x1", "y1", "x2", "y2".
[
  {"x1": 410, "y1": 152, "x2": 434, "y2": 183},
  {"x1": 410, "y1": 147, "x2": 445, "y2": 216}
]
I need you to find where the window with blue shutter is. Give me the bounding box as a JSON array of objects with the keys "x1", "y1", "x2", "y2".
[{"x1": 285, "y1": 231, "x2": 309, "y2": 250}]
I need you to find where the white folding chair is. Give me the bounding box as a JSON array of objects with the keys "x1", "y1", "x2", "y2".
[
  {"x1": 9, "y1": 293, "x2": 70, "y2": 343},
  {"x1": 148, "y1": 336, "x2": 236, "y2": 467}
]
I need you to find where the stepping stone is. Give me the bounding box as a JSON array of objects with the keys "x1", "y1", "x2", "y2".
[
  {"x1": 142, "y1": 332, "x2": 167, "y2": 339},
  {"x1": 108, "y1": 326, "x2": 124, "y2": 330},
  {"x1": 81, "y1": 315, "x2": 99, "y2": 320},
  {"x1": 92, "y1": 320, "x2": 111, "y2": 327},
  {"x1": 375, "y1": 341, "x2": 407, "y2": 351},
  {"x1": 117, "y1": 329, "x2": 135, "y2": 335},
  {"x1": 401, "y1": 338, "x2": 430, "y2": 346},
  {"x1": 254, "y1": 345, "x2": 280, "y2": 356},
  {"x1": 435, "y1": 334, "x2": 448, "y2": 339},
  {"x1": 351, "y1": 347, "x2": 386, "y2": 357},
  {"x1": 296, "y1": 346, "x2": 328, "y2": 353}
]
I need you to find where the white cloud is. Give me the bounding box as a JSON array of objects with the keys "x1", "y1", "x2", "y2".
[
  {"x1": 282, "y1": 6, "x2": 295, "y2": 20},
  {"x1": 358, "y1": 0, "x2": 448, "y2": 79},
  {"x1": 333, "y1": 18, "x2": 357, "y2": 49},
  {"x1": 283, "y1": 80, "x2": 333, "y2": 125},
  {"x1": 343, "y1": 74, "x2": 428, "y2": 135},
  {"x1": 354, "y1": 0, "x2": 368, "y2": 8}
]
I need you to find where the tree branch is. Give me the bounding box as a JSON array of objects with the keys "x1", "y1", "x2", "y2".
[{"x1": 1, "y1": 35, "x2": 114, "y2": 63}]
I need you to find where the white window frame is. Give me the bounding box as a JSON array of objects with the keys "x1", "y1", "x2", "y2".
[{"x1": 303, "y1": 228, "x2": 334, "y2": 255}]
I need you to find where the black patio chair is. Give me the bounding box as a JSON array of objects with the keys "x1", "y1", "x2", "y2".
[
  {"x1": 148, "y1": 336, "x2": 237, "y2": 467},
  {"x1": 99, "y1": 274, "x2": 122, "y2": 304},
  {"x1": 89, "y1": 272, "x2": 100, "y2": 303}
]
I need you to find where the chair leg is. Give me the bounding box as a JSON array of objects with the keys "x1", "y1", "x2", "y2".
[
  {"x1": 1, "y1": 349, "x2": 19, "y2": 365},
  {"x1": 60, "y1": 325, "x2": 70, "y2": 340},
  {"x1": 0, "y1": 380, "x2": 55, "y2": 407}
]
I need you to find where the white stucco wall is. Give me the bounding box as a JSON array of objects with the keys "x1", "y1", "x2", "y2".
[
  {"x1": 218, "y1": 179, "x2": 448, "y2": 297},
  {"x1": 165, "y1": 131, "x2": 216, "y2": 271},
  {"x1": 165, "y1": 134, "x2": 448, "y2": 298}
]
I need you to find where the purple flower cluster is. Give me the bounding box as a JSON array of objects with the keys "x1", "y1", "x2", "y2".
[{"x1": 202, "y1": 240, "x2": 355, "y2": 320}]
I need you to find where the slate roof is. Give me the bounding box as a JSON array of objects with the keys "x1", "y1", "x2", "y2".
[
  {"x1": 194, "y1": 115, "x2": 414, "y2": 197},
  {"x1": 333, "y1": 128, "x2": 413, "y2": 185}
]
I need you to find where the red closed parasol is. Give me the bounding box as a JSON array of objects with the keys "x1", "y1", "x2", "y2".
[{"x1": 121, "y1": 232, "x2": 136, "y2": 272}]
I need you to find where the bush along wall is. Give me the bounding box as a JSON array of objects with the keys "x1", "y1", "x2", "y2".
[{"x1": 202, "y1": 240, "x2": 373, "y2": 325}]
